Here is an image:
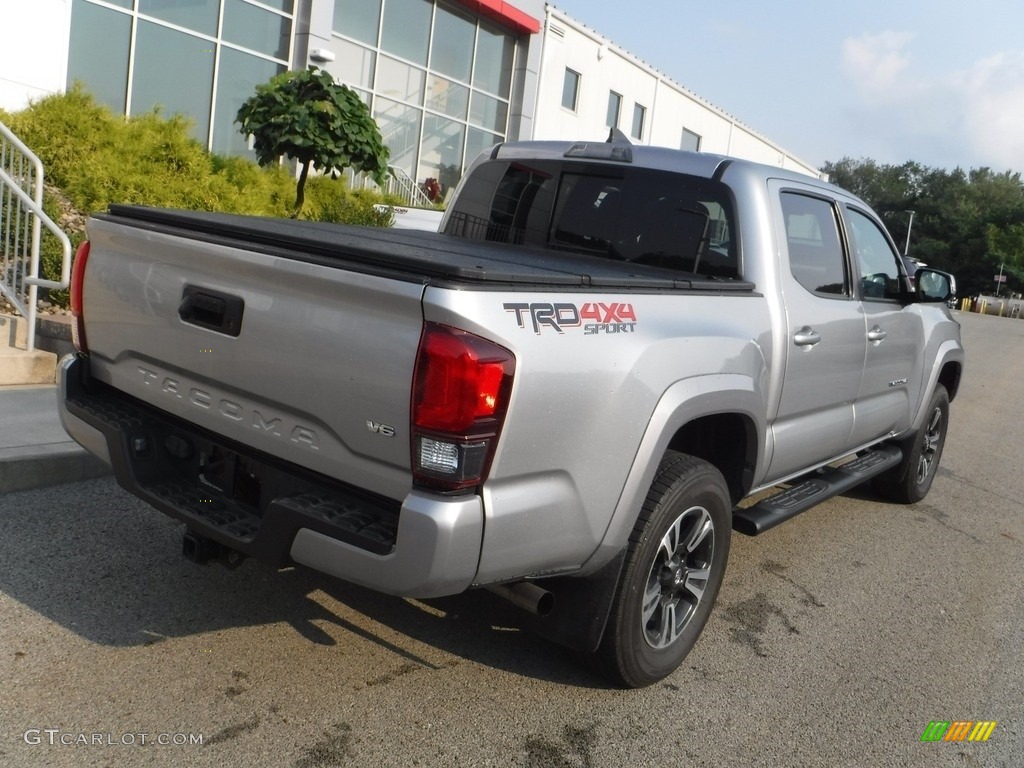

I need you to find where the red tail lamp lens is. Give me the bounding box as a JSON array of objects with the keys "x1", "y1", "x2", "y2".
[
  {"x1": 70, "y1": 240, "x2": 91, "y2": 352},
  {"x1": 412, "y1": 323, "x2": 515, "y2": 491}
]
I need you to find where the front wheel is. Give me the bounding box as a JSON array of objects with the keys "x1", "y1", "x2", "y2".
[
  {"x1": 873, "y1": 384, "x2": 949, "y2": 503},
  {"x1": 589, "y1": 452, "x2": 731, "y2": 688}
]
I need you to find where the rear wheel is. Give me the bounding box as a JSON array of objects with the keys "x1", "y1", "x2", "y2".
[
  {"x1": 873, "y1": 384, "x2": 949, "y2": 503},
  {"x1": 589, "y1": 452, "x2": 731, "y2": 688}
]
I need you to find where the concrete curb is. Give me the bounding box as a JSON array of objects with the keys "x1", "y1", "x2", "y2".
[
  {"x1": 0, "y1": 383, "x2": 112, "y2": 493},
  {"x1": 0, "y1": 446, "x2": 111, "y2": 494}
]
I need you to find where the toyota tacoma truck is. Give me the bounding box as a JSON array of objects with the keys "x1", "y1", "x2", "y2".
[{"x1": 59, "y1": 134, "x2": 963, "y2": 688}]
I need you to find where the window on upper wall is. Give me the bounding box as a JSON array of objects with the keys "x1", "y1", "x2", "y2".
[
  {"x1": 606, "y1": 91, "x2": 621, "y2": 129},
  {"x1": 333, "y1": 0, "x2": 381, "y2": 42},
  {"x1": 380, "y1": 0, "x2": 432, "y2": 66},
  {"x1": 631, "y1": 103, "x2": 646, "y2": 140},
  {"x1": 67, "y1": 0, "x2": 132, "y2": 113},
  {"x1": 681, "y1": 127, "x2": 702, "y2": 152},
  {"x1": 562, "y1": 68, "x2": 580, "y2": 111}
]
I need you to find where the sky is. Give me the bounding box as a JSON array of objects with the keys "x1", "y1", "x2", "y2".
[{"x1": 549, "y1": 0, "x2": 1024, "y2": 173}]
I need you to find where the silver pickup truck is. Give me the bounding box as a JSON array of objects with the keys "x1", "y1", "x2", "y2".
[{"x1": 59, "y1": 135, "x2": 963, "y2": 687}]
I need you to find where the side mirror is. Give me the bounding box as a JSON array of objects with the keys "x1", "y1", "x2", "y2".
[{"x1": 915, "y1": 268, "x2": 956, "y2": 303}]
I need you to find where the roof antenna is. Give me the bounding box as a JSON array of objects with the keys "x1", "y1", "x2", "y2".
[{"x1": 607, "y1": 127, "x2": 631, "y2": 144}]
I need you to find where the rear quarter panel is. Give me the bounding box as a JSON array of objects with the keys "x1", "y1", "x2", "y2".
[{"x1": 423, "y1": 287, "x2": 772, "y2": 583}]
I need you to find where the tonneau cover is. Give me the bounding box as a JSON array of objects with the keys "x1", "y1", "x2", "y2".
[{"x1": 101, "y1": 205, "x2": 755, "y2": 292}]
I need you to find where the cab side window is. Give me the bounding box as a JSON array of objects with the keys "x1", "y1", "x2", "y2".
[
  {"x1": 846, "y1": 207, "x2": 904, "y2": 300},
  {"x1": 780, "y1": 192, "x2": 849, "y2": 297}
]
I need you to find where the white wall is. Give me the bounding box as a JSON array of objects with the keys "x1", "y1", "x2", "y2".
[
  {"x1": 534, "y1": 6, "x2": 821, "y2": 178},
  {"x1": 0, "y1": 0, "x2": 72, "y2": 112}
]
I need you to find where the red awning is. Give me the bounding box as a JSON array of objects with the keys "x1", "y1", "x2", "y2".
[{"x1": 452, "y1": 0, "x2": 541, "y2": 35}]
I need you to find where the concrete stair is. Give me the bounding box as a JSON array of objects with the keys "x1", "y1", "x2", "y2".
[{"x1": 0, "y1": 313, "x2": 58, "y2": 386}]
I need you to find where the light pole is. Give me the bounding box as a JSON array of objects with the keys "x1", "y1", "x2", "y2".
[{"x1": 903, "y1": 210, "x2": 916, "y2": 256}]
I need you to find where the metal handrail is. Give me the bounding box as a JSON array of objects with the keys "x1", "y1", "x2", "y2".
[
  {"x1": 0, "y1": 120, "x2": 71, "y2": 351},
  {"x1": 385, "y1": 165, "x2": 434, "y2": 208}
]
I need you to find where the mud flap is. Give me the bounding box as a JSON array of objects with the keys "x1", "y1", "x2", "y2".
[{"x1": 519, "y1": 549, "x2": 626, "y2": 653}]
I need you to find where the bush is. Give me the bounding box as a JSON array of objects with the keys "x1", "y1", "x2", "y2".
[
  {"x1": 2, "y1": 86, "x2": 398, "y2": 307},
  {"x1": 303, "y1": 177, "x2": 396, "y2": 227}
]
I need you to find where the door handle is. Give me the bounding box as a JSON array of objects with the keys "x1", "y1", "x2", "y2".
[
  {"x1": 179, "y1": 286, "x2": 245, "y2": 337},
  {"x1": 867, "y1": 326, "x2": 887, "y2": 343},
  {"x1": 793, "y1": 326, "x2": 822, "y2": 347}
]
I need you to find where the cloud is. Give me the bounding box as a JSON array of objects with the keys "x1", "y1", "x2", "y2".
[
  {"x1": 956, "y1": 52, "x2": 1024, "y2": 170},
  {"x1": 841, "y1": 31, "x2": 917, "y2": 104},
  {"x1": 840, "y1": 31, "x2": 1024, "y2": 169}
]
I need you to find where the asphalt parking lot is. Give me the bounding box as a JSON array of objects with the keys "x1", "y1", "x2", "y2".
[{"x1": 1, "y1": 310, "x2": 1022, "y2": 767}]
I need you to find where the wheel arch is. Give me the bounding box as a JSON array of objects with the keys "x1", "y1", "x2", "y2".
[
  {"x1": 665, "y1": 412, "x2": 758, "y2": 506},
  {"x1": 911, "y1": 339, "x2": 965, "y2": 430},
  {"x1": 580, "y1": 374, "x2": 765, "y2": 575}
]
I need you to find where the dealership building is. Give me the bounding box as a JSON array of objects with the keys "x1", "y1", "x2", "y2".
[{"x1": 2, "y1": 0, "x2": 820, "y2": 202}]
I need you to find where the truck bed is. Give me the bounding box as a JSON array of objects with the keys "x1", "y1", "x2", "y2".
[{"x1": 101, "y1": 205, "x2": 756, "y2": 292}]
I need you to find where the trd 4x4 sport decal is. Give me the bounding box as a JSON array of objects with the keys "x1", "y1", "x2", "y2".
[{"x1": 503, "y1": 302, "x2": 637, "y2": 335}]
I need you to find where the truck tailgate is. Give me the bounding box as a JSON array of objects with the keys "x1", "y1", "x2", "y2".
[{"x1": 81, "y1": 215, "x2": 425, "y2": 501}]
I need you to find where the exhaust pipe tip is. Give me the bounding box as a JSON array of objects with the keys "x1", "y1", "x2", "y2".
[{"x1": 486, "y1": 581, "x2": 555, "y2": 617}]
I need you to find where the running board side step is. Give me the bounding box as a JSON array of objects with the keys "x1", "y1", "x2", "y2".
[{"x1": 733, "y1": 444, "x2": 903, "y2": 536}]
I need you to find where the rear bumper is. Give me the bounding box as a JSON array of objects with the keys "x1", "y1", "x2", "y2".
[{"x1": 58, "y1": 354, "x2": 482, "y2": 597}]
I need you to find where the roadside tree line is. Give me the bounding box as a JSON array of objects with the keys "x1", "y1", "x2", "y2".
[{"x1": 822, "y1": 158, "x2": 1024, "y2": 298}]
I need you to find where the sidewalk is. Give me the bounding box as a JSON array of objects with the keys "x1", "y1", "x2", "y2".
[{"x1": 0, "y1": 384, "x2": 111, "y2": 493}]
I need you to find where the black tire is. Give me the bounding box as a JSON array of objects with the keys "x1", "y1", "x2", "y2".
[
  {"x1": 589, "y1": 452, "x2": 731, "y2": 688},
  {"x1": 873, "y1": 384, "x2": 949, "y2": 504}
]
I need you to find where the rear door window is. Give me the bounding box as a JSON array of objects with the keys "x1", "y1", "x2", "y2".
[{"x1": 780, "y1": 191, "x2": 850, "y2": 297}]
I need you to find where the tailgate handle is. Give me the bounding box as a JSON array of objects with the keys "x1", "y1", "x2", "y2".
[{"x1": 179, "y1": 286, "x2": 245, "y2": 337}]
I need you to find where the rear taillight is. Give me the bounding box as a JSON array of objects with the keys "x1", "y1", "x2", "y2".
[
  {"x1": 411, "y1": 323, "x2": 515, "y2": 492},
  {"x1": 70, "y1": 240, "x2": 90, "y2": 353}
]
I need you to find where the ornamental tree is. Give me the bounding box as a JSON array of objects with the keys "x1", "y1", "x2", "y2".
[{"x1": 236, "y1": 66, "x2": 390, "y2": 218}]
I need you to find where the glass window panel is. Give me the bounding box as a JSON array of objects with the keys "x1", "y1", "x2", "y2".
[
  {"x1": 103, "y1": 0, "x2": 133, "y2": 8},
  {"x1": 374, "y1": 97, "x2": 421, "y2": 177},
  {"x1": 471, "y1": 91, "x2": 508, "y2": 133},
  {"x1": 465, "y1": 127, "x2": 500, "y2": 165},
  {"x1": 67, "y1": 0, "x2": 131, "y2": 113},
  {"x1": 426, "y1": 75, "x2": 468, "y2": 119},
  {"x1": 328, "y1": 38, "x2": 375, "y2": 90},
  {"x1": 332, "y1": 0, "x2": 380, "y2": 42},
  {"x1": 377, "y1": 55, "x2": 424, "y2": 104},
  {"x1": 473, "y1": 21, "x2": 513, "y2": 96},
  {"x1": 430, "y1": 4, "x2": 474, "y2": 82},
  {"x1": 606, "y1": 91, "x2": 621, "y2": 129},
  {"x1": 131, "y1": 21, "x2": 215, "y2": 143},
  {"x1": 212, "y1": 47, "x2": 284, "y2": 157},
  {"x1": 681, "y1": 128, "x2": 702, "y2": 152},
  {"x1": 781, "y1": 192, "x2": 849, "y2": 296},
  {"x1": 381, "y1": 0, "x2": 431, "y2": 65},
  {"x1": 419, "y1": 115, "x2": 465, "y2": 200},
  {"x1": 631, "y1": 103, "x2": 645, "y2": 140},
  {"x1": 223, "y1": 0, "x2": 291, "y2": 60},
  {"x1": 561, "y1": 68, "x2": 579, "y2": 111},
  {"x1": 259, "y1": 0, "x2": 293, "y2": 12},
  {"x1": 847, "y1": 207, "x2": 903, "y2": 300},
  {"x1": 138, "y1": 0, "x2": 219, "y2": 37}
]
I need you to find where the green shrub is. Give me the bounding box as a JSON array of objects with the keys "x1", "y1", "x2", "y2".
[
  {"x1": 302, "y1": 177, "x2": 395, "y2": 227},
  {"x1": 2, "y1": 87, "x2": 399, "y2": 308},
  {"x1": 5, "y1": 85, "x2": 396, "y2": 221}
]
